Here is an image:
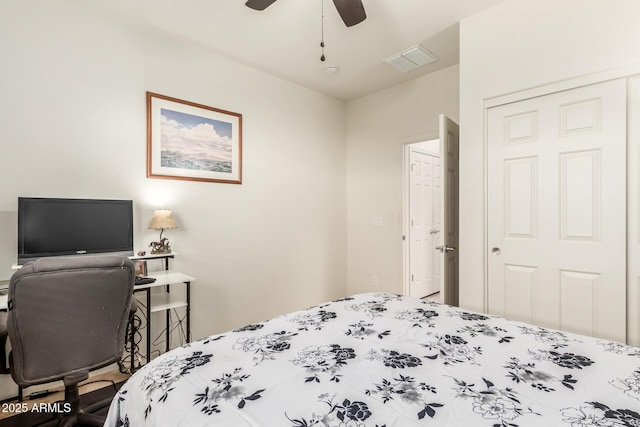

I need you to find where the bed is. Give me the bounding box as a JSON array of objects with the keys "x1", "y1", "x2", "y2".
[{"x1": 104, "y1": 293, "x2": 640, "y2": 426}]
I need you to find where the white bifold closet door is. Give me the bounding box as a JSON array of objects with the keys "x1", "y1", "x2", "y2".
[{"x1": 487, "y1": 78, "x2": 627, "y2": 343}]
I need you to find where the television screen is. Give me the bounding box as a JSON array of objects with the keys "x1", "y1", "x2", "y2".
[{"x1": 18, "y1": 197, "x2": 133, "y2": 264}]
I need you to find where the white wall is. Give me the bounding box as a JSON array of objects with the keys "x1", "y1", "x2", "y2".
[
  {"x1": 0, "y1": 2, "x2": 347, "y2": 339},
  {"x1": 413, "y1": 139, "x2": 440, "y2": 156},
  {"x1": 459, "y1": 0, "x2": 640, "y2": 342},
  {"x1": 346, "y1": 65, "x2": 459, "y2": 295}
]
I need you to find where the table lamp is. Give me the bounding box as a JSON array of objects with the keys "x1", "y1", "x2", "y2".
[{"x1": 148, "y1": 209, "x2": 177, "y2": 254}]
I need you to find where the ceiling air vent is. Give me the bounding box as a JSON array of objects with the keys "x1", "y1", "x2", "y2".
[{"x1": 384, "y1": 44, "x2": 438, "y2": 73}]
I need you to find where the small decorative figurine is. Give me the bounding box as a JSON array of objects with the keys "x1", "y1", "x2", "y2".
[{"x1": 149, "y1": 238, "x2": 171, "y2": 254}]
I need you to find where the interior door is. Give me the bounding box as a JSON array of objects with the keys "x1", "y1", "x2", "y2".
[
  {"x1": 408, "y1": 150, "x2": 440, "y2": 298},
  {"x1": 432, "y1": 155, "x2": 442, "y2": 294},
  {"x1": 439, "y1": 114, "x2": 459, "y2": 306},
  {"x1": 487, "y1": 79, "x2": 627, "y2": 342}
]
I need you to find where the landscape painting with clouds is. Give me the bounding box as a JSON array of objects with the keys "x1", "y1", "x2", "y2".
[
  {"x1": 147, "y1": 92, "x2": 242, "y2": 184},
  {"x1": 160, "y1": 108, "x2": 233, "y2": 174}
]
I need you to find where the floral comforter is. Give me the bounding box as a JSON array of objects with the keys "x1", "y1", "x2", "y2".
[{"x1": 104, "y1": 293, "x2": 640, "y2": 426}]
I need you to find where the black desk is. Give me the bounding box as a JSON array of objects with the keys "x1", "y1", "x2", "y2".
[{"x1": 129, "y1": 254, "x2": 194, "y2": 369}]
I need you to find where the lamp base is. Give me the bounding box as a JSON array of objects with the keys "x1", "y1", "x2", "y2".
[
  {"x1": 150, "y1": 248, "x2": 172, "y2": 255},
  {"x1": 149, "y1": 237, "x2": 171, "y2": 255}
]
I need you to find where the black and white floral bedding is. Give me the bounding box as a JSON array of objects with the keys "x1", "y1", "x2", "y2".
[{"x1": 105, "y1": 293, "x2": 640, "y2": 426}]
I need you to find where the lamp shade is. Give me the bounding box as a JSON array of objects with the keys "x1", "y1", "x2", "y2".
[{"x1": 148, "y1": 209, "x2": 177, "y2": 230}]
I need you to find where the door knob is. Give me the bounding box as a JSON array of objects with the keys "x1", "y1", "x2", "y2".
[
  {"x1": 436, "y1": 245, "x2": 456, "y2": 253},
  {"x1": 492, "y1": 247, "x2": 501, "y2": 256}
]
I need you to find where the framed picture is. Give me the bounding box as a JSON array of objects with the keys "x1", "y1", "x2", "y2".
[
  {"x1": 134, "y1": 260, "x2": 147, "y2": 277},
  {"x1": 146, "y1": 92, "x2": 242, "y2": 184}
]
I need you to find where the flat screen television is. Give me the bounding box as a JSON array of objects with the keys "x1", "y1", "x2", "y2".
[{"x1": 18, "y1": 197, "x2": 134, "y2": 264}]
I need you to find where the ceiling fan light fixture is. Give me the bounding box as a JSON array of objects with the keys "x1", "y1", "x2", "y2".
[{"x1": 384, "y1": 44, "x2": 438, "y2": 73}]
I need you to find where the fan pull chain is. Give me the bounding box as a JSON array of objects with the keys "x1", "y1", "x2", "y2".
[{"x1": 320, "y1": 0, "x2": 326, "y2": 61}]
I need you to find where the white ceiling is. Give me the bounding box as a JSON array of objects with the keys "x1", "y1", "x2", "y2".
[{"x1": 80, "y1": 0, "x2": 506, "y2": 100}]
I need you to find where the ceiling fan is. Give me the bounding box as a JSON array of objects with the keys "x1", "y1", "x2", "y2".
[{"x1": 245, "y1": 0, "x2": 367, "y2": 27}]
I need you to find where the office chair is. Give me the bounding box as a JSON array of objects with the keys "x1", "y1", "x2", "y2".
[
  {"x1": 7, "y1": 255, "x2": 135, "y2": 427},
  {"x1": 0, "y1": 311, "x2": 8, "y2": 374}
]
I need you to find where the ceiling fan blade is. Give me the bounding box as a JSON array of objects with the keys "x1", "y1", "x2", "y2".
[
  {"x1": 332, "y1": 0, "x2": 366, "y2": 27},
  {"x1": 245, "y1": 0, "x2": 277, "y2": 11}
]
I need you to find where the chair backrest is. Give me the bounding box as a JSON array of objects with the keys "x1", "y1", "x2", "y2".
[{"x1": 7, "y1": 255, "x2": 134, "y2": 386}]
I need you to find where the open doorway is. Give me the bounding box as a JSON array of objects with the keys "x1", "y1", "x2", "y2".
[{"x1": 403, "y1": 115, "x2": 459, "y2": 306}]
